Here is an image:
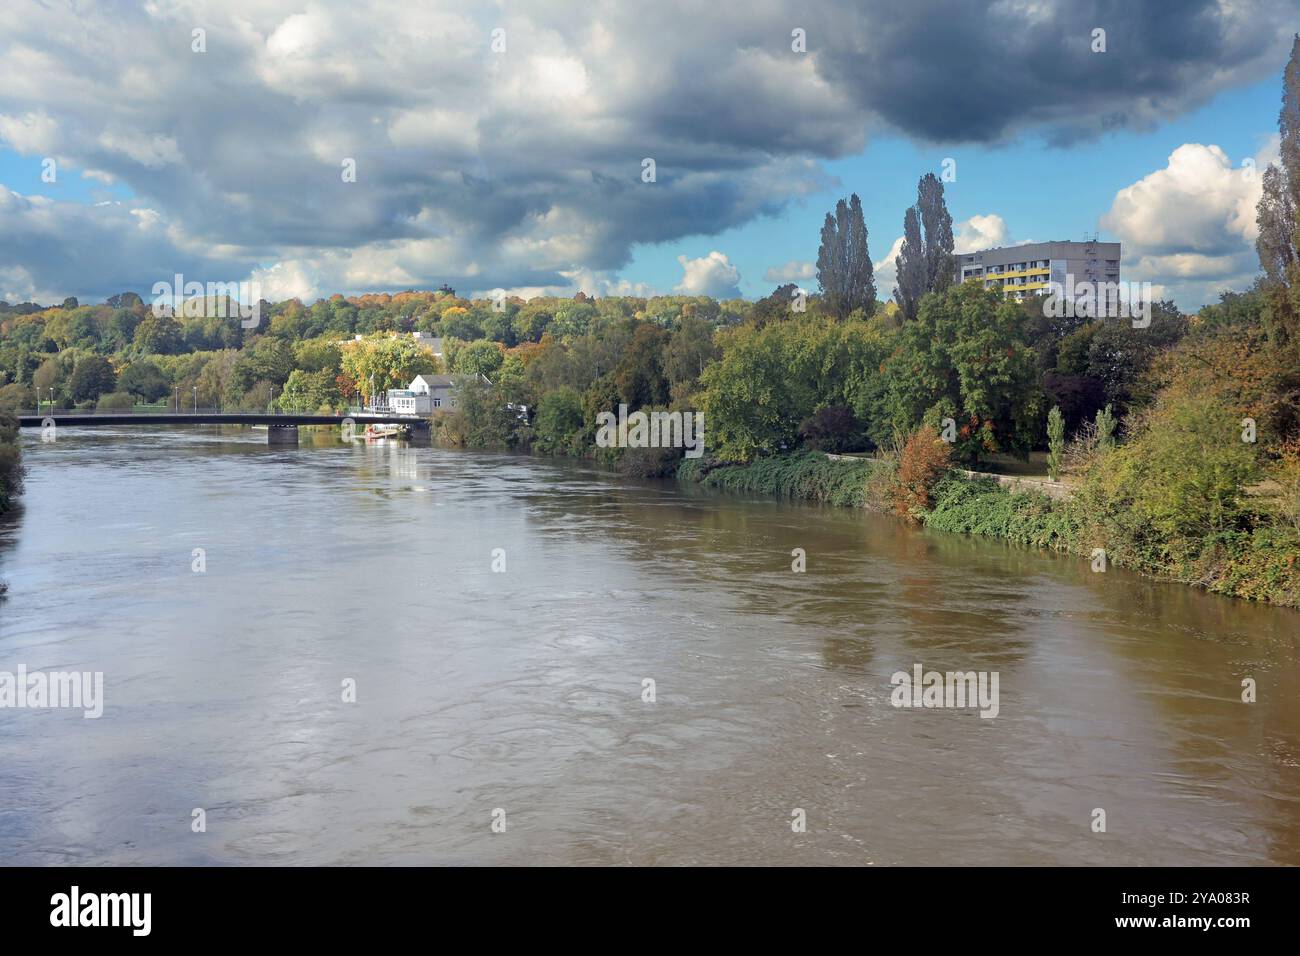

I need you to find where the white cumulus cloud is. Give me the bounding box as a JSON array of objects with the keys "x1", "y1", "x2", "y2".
[
  {"x1": 1100, "y1": 141, "x2": 1273, "y2": 307},
  {"x1": 675, "y1": 251, "x2": 741, "y2": 298},
  {"x1": 763, "y1": 260, "x2": 816, "y2": 283}
]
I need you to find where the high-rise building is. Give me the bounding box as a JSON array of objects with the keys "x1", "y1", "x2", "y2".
[{"x1": 955, "y1": 240, "x2": 1121, "y2": 304}]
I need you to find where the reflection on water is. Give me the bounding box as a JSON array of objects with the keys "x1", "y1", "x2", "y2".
[{"x1": 0, "y1": 425, "x2": 1297, "y2": 865}]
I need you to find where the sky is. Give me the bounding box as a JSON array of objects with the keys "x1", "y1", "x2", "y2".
[{"x1": 0, "y1": 0, "x2": 1295, "y2": 312}]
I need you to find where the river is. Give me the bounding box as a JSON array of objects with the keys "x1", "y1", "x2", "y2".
[{"x1": 1, "y1": 426, "x2": 1297, "y2": 865}]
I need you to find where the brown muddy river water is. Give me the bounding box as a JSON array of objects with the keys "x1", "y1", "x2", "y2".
[{"x1": 1, "y1": 427, "x2": 1297, "y2": 865}]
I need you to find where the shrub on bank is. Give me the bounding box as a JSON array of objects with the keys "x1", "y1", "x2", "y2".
[
  {"x1": 96, "y1": 391, "x2": 135, "y2": 411},
  {"x1": 922, "y1": 476, "x2": 1079, "y2": 550},
  {"x1": 678, "y1": 451, "x2": 881, "y2": 508},
  {"x1": 891, "y1": 425, "x2": 952, "y2": 518}
]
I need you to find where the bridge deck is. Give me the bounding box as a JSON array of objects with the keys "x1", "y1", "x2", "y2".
[{"x1": 16, "y1": 412, "x2": 425, "y2": 427}]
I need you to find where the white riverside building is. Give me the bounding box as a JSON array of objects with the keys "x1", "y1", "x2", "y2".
[
  {"x1": 385, "y1": 374, "x2": 459, "y2": 415},
  {"x1": 955, "y1": 240, "x2": 1122, "y2": 307}
]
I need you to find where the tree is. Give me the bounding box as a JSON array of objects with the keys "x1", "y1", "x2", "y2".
[
  {"x1": 894, "y1": 206, "x2": 926, "y2": 323},
  {"x1": 1046, "y1": 406, "x2": 1065, "y2": 481},
  {"x1": 441, "y1": 307, "x2": 484, "y2": 341},
  {"x1": 132, "y1": 311, "x2": 184, "y2": 354},
  {"x1": 118, "y1": 360, "x2": 170, "y2": 402},
  {"x1": 32, "y1": 357, "x2": 63, "y2": 399},
  {"x1": 278, "y1": 369, "x2": 341, "y2": 412},
  {"x1": 455, "y1": 375, "x2": 522, "y2": 448},
  {"x1": 231, "y1": 337, "x2": 295, "y2": 396},
  {"x1": 664, "y1": 315, "x2": 720, "y2": 401},
  {"x1": 1255, "y1": 34, "x2": 1300, "y2": 362},
  {"x1": 1095, "y1": 404, "x2": 1116, "y2": 451},
  {"x1": 882, "y1": 282, "x2": 1041, "y2": 463},
  {"x1": 339, "y1": 335, "x2": 437, "y2": 402},
  {"x1": 96, "y1": 391, "x2": 135, "y2": 411},
  {"x1": 798, "y1": 405, "x2": 864, "y2": 453},
  {"x1": 816, "y1": 193, "x2": 875, "y2": 319},
  {"x1": 895, "y1": 173, "x2": 956, "y2": 320},
  {"x1": 533, "y1": 386, "x2": 586, "y2": 454},
  {"x1": 1082, "y1": 395, "x2": 1259, "y2": 548},
  {"x1": 613, "y1": 323, "x2": 670, "y2": 409},
  {"x1": 451, "y1": 340, "x2": 504, "y2": 379},
  {"x1": 69, "y1": 356, "x2": 117, "y2": 403},
  {"x1": 918, "y1": 172, "x2": 955, "y2": 295}
]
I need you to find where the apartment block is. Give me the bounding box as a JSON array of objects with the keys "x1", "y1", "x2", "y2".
[{"x1": 955, "y1": 240, "x2": 1121, "y2": 304}]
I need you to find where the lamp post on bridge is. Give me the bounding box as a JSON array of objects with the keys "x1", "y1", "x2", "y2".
[
  {"x1": 193, "y1": 386, "x2": 197, "y2": 413},
  {"x1": 174, "y1": 386, "x2": 179, "y2": 412}
]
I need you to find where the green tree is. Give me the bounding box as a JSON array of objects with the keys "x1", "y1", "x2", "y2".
[
  {"x1": 895, "y1": 173, "x2": 955, "y2": 320},
  {"x1": 32, "y1": 357, "x2": 63, "y2": 400},
  {"x1": 894, "y1": 206, "x2": 926, "y2": 323},
  {"x1": 533, "y1": 385, "x2": 586, "y2": 455},
  {"x1": 918, "y1": 172, "x2": 955, "y2": 296},
  {"x1": 118, "y1": 359, "x2": 170, "y2": 402},
  {"x1": 339, "y1": 336, "x2": 437, "y2": 402},
  {"x1": 816, "y1": 193, "x2": 875, "y2": 320},
  {"x1": 664, "y1": 315, "x2": 720, "y2": 401},
  {"x1": 1047, "y1": 405, "x2": 1065, "y2": 481},
  {"x1": 1095, "y1": 404, "x2": 1116, "y2": 451},
  {"x1": 882, "y1": 282, "x2": 1040, "y2": 463},
  {"x1": 1256, "y1": 35, "x2": 1300, "y2": 362},
  {"x1": 698, "y1": 323, "x2": 803, "y2": 461},
  {"x1": 613, "y1": 323, "x2": 670, "y2": 409},
  {"x1": 132, "y1": 311, "x2": 184, "y2": 354},
  {"x1": 456, "y1": 375, "x2": 521, "y2": 448},
  {"x1": 452, "y1": 340, "x2": 504, "y2": 378},
  {"x1": 96, "y1": 391, "x2": 135, "y2": 411},
  {"x1": 69, "y1": 355, "x2": 117, "y2": 403},
  {"x1": 278, "y1": 368, "x2": 341, "y2": 412},
  {"x1": 1081, "y1": 395, "x2": 1259, "y2": 552},
  {"x1": 231, "y1": 337, "x2": 295, "y2": 396}
]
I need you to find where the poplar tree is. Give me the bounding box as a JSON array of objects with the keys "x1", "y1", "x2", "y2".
[
  {"x1": 894, "y1": 207, "x2": 926, "y2": 326},
  {"x1": 894, "y1": 172, "x2": 957, "y2": 321},
  {"x1": 1256, "y1": 34, "x2": 1300, "y2": 358},
  {"x1": 816, "y1": 193, "x2": 876, "y2": 320}
]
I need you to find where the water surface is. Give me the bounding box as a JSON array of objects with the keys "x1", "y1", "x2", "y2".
[{"x1": 1, "y1": 427, "x2": 1297, "y2": 865}]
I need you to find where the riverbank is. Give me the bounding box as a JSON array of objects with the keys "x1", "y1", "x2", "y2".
[
  {"x1": 0, "y1": 408, "x2": 21, "y2": 515},
  {"x1": 679, "y1": 452, "x2": 1300, "y2": 609}
]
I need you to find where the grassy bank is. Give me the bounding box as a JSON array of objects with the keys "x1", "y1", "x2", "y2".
[
  {"x1": 678, "y1": 451, "x2": 882, "y2": 507},
  {"x1": 679, "y1": 452, "x2": 1300, "y2": 609}
]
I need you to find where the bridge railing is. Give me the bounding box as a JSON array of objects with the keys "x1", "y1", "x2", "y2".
[{"x1": 16, "y1": 406, "x2": 424, "y2": 419}]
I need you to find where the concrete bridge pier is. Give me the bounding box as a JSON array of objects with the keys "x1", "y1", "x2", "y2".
[
  {"x1": 407, "y1": 420, "x2": 432, "y2": 446},
  {"x1": 267, "y1": 424, "x2": 299, "y2": 446}
]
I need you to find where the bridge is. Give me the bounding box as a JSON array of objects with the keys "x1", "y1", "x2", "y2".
[{"x1": 15, "y1": 408, "x2": 431, "y2": 445}]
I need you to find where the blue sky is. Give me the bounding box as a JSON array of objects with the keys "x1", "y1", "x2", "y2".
[{"x1": 631, "y1": 77, "x2": 1281, "y2": 305}]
